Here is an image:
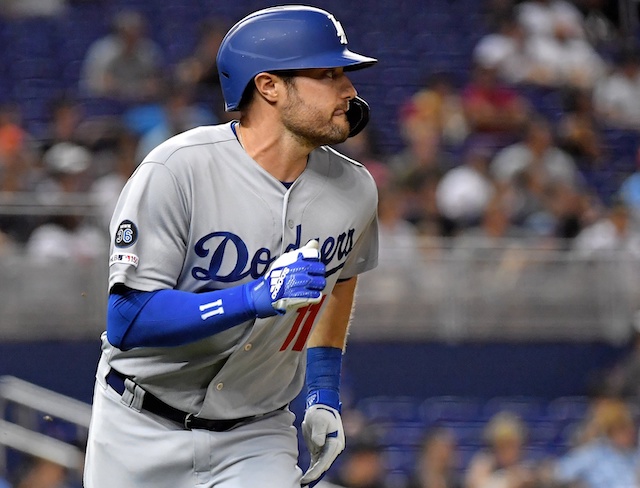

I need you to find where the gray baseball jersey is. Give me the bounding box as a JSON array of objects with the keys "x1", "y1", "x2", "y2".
[{"x1": 101, "y1": 121, "x2": 378, "y2": 420}]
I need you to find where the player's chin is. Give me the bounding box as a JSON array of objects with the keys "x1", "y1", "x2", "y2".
[{"x1": 329, "y1": 117, "x2": 350, "y2": 142}]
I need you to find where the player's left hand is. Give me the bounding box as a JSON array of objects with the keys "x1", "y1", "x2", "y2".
[{"x1": 300, "y1": 404, "x2": 345, "y2": 486}]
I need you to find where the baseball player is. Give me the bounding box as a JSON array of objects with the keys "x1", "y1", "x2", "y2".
[{"x1": 84, "y1": 5, "x2": 378, "y2": 488}]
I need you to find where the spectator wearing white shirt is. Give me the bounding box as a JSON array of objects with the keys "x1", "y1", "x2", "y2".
[
  {"x1": 491, "y1": 116, "x2": 581, "y2": 190},
  {"x1": 593, "y1": 49, "x2": 640, "y2": 129},
  {"x1": 517, "y1": 0, "x2": 586, "y2": 40},
  {"x1": 436, "y1": 142, "x2": 495, "y2": 231},
  {"x1": 573, "y1": 200, "x2": 640, "y2": 258},
  {"x1": 26, "y1": 143, "x2": 107, "y2": 262},
  {"x1": 527, "y1": 26, "x2": 606, "y2": 90},
  {"x1": 473, "y1": 12, "x2": 554, "y2": 86}
]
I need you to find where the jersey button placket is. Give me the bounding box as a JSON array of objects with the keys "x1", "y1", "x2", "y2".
[
  {"x1": 244, "y1": 343, "x2": 252, "y2": 351},
  {"x1": 216, "y1": 382, "x2": 224, "y2": 390}
]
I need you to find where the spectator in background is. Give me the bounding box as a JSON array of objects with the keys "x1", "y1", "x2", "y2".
[
  {"x1": 464, "y1": 412, "x2": 537, "y2": 488},
  {"x1": 388, "y1": 114, "x2": 452, "y2": 235},
  {"x1": 490, "y1": 116, "x2": 584, "y2": 232},
  {"x1": 0, "y1": 0, "x2": 65, "y2": 18},
  {"x1": 461, "y1": 60, "x2": 529, "y2": 148},
  {"x1": 593, "y1": 48, "x2": 640, "y2": 130},
  {"x1": 525, "y1": 18, "x2": 606, "y2": 90},
  {"x1": 473, "y1": 12, "x2": 554, "y2": 87},
  {"x1": 406, "y1": 427, "x2": 461, "y2": 488},
  {"x1": 436, "y1": 142, "x2": 495, "y2": 233},
  {"x1": 578, "y1": 0, "x2": 620, "y2": 58},
  {"x1": 493, "y1": 115, "x2": 591, "y2": 240},
  {"x1": 134, "y1": 82, "x2": 216, "y2": 162},
  {"x1": 516, "y1": 0, "x2": 586, "y2": 41},
  {"x1": 0, "y1": 102, "x2": 37, "y2": 192},
  {"x1": 618, "y1": 146, "x2": 640, "y2": 222},
  {"x1": 11, "y1": 456, "x2": 73, "y2": 488},
  {"x1": 453, "y1": 195, "x2": 534, "y2": 250},
  {"x1": 174, "y1": 17, "x2": 228, "y2": 120},
  {"x1": 405, "y1": 72, "x2": 468, "y2": 146},
  {"x1": 0, "y1": 103, "x2": 39, "y2": 244},
  {"x1": 552, "y1": 400, "x2": 640, "y2": 488},
  {"x1": 326, "y1": 429, "x2": 389, "y2": 488},
  {"x1": 38, "y1": 95, "x2": 85, "y2": 154},
  {"x1": 388, "y1": 111, "x2": 453, "y2": 182},
  {"x1": 556, "y1": 87, "x2": 603, "y2": 168},
  {"x1": 79, "y1": 9, "x2": 164, "y2": 103},
  {"x1": 572, "y1": 199, "x2": 640, "y2": 258},
  {"x1": 90, "y1": 129, "x2": 138, "y2": 231},
  {"x1": 606, "y1": 313, "x2": 640, "y2": 404},
  {"x1": 26, "y1": 142, "x2": 106, "y2": 261},
  {"x1": 39, "y1": 94, "x2": 125, "y2": 168}
]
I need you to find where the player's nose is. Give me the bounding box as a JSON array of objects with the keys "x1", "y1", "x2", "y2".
[{"x1": 339, "y1": 73, "x2": 357, "y2": 101}]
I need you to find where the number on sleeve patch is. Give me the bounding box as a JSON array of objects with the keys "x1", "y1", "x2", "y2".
[{"x1": 114, "y1": 220, "x2": 138, "y2": 248}]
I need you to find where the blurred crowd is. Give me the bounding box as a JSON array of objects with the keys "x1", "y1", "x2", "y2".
[
  {"x1": 324, "y1": 395, "x2": 640, "y2": 488},
  {"x1": 2, "y1": 0, "x2": 640, "y2": 487},
  {"x1": 317, "y1": 325, "x2": 640, "y2": 488},
  {"x1": 1, "y1": 0, "x2": 640, "y2": 262}
]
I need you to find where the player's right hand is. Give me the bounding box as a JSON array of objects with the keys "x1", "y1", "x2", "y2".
[{"x1": 244, "y1": 240, "x2": 326, "y2": 318}]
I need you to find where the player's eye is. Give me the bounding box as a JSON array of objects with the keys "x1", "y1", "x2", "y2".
[{"x1": 325, "y1": 69, "x2": 337, "y2": 79}]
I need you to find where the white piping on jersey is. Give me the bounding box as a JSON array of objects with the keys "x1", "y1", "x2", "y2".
[{"x1": 280, "y1": 185, "x2": 294, "y2": 255}]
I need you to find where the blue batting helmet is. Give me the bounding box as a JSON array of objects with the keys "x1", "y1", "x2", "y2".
[{"x1": 216, "y1": 5, "x2": 377, "y2": 112}]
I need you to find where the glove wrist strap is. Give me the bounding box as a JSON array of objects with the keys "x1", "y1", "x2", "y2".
[{"x1": 306, "y1": 388, "x2": 341, "y2": 412}]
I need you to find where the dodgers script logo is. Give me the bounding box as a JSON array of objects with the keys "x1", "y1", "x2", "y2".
[{"x1": 192, "y1": 224, "x2": 355, "y2": 283}]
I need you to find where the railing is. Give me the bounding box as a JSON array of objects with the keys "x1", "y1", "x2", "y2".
[
  {"x1": 0, "y1": 375, "x2": 91, "y2": 477},
  {"x1": 1, "y1": 191, "x2": 638, "y2": 344},
  {"x1": 351, "y1": 240, "x2": 640, "y2": 344},
  {"x1": 0, "y1": 191, "x2": 101, "y2": 217},
  {"x1": 1, "y1": 239, "x2": 638, "y2": 344}
]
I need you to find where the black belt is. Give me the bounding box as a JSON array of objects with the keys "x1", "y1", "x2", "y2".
[{"x1": 106, "y1": 368, "x2": 280, "y2": 432}]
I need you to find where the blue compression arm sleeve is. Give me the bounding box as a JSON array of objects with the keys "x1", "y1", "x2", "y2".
[{"x1": 107, "y1": 286, "x2": 256, "y2": 350}]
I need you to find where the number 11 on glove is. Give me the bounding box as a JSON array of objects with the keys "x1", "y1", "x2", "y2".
[{"x1": 300, "y1": 402, "x2": 346, "y2": 486}]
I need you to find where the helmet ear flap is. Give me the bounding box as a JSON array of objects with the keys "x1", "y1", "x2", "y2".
[{"x1": 347, "y1": 96, "x2": 370, "y2": 138}]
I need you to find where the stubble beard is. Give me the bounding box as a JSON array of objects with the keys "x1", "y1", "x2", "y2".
[{"x1": 281, "y1": 84, "x2": 350, "y2": 148}]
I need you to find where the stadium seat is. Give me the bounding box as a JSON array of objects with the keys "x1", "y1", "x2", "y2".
[
  {"x1": 357, "y1": 396, "x2": 422, "y2": 423},
  {"x1": 421, "y1": 396, "x2": 483, "y2": 423},
  {"x1": 379, "y1": 421, "x2": 428, "y2": 448},
  {"x1": 382, "y1": 445, "x2": 419, "y2": 475},
  {"x1": 546, "y1": 396, "x2": 589, "y2": 423},
  {"x1": 481, "y1": 396, "x2": 547, "y2": 421},
  {"x1": 438, "y1": 420, "x2": 486, "y2": 447}
]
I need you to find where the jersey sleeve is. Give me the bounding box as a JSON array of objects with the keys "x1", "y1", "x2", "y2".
[
  {"x1": 108, "y1": 162, "x2": 190, "y2": 292},
  {"x1": 337, "y1": 209, "x2": 378, "y2": 280}
]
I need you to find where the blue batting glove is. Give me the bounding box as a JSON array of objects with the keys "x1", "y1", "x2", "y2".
[{"x1": 244, "y1": 240, "x2": 326, "y2": 318}]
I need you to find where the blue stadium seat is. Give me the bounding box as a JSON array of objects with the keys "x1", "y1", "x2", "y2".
[
  {"x1": 526, "y1": 419, "x2": 559, "y2": 447},
  {"x1": 421, "y1": 396, "x2": 483, "y2": 423},
  {"x1": 546, "y1": 396, "x2": 589, "y2": 422},
  {"x1": 482, "y1": 396, "x2": 547, "y2": 421},
  {"x1": 438, "y1": 420, "x2": 486, "y2": 447},
  {"x1": 379, "y1": 421, "x2": 428, "y2": 448},
  {"x1": 382, "y1": 446, "x2": 419, "y2": 475},
  {"x1": 357, "y1": 396, "x2": 422, "y2": 423}
]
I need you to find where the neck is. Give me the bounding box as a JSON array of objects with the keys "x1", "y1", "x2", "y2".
[{"x1": 237, "y1": 117, "x2": 312, "y2": 182}]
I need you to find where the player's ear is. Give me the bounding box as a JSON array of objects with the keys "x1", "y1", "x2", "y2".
[{"x1": 253, "y1": 72, "x2": 280, "y2": 105}]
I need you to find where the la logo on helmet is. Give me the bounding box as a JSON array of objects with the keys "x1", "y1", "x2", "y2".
[{"x1": 327, "y1": 14, "x2": 347, "y2": 45}]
